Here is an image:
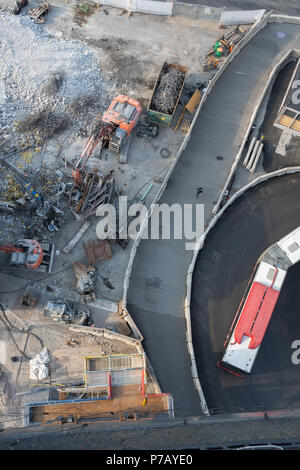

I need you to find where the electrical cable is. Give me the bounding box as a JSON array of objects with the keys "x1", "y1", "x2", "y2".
[
  {"x1": 0, "y1": 262, "x2": 74, "y2": 294},
  {"x1": 0, "y1": 302, "x2": 43, "y2": 360},
  {"x1": 0, "y1": 312, "x2": 32, "y2": 360},
  {"x1": 131, "y1": 161, "x2": 173, "y2": 203}
]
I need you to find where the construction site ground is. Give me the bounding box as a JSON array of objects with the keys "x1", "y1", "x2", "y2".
[
  {"x1": 0, "y1": 302, "x2": 137, "y2": 429},
  {"x1": 0, "y1": 0, "x2": 227, "y2": 430}
]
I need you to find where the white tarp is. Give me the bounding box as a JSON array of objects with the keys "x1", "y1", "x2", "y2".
[
  {"x1": 220, "y1": 9, "x2": 266, "y2": 26},
  {"x1": 29, "y1": 348, "x2": 50, "y2": 381}
]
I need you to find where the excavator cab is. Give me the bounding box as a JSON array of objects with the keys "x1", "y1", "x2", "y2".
[
  {"x1": 107, "y1": 97, "x2": 141, "y2": 152},
  {"x1": 109, "y1": 126, "x2": 127, "y2": 153},
  {"x1": 102, "y1": 95, "x2": 141, "y2": 153},
  {"x1": 71, "y1": 95, "x2": 141, "y2": 191},
  {"x1": 111, "y1": 100, "x2": 138, "y2": 122},
  {"x1": 0, "y1": 239, "x2": 55, "y2": 272}
]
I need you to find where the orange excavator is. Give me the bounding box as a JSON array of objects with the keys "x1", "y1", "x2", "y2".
[
  {"x1": 0, "y1": 239, "x2": 55, "y2": 272},
  {"x1": 72, "y1": 95, "x2": 142, "y2": 187}
]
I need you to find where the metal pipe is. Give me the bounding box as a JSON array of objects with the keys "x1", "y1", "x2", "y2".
[
  {"x1": 250, "y1": 142, "x2": 264, "y2": 173},
  {"x1": 246, "y1": 139, "x2": 260, "y2": 170},
  {"x1": 141, "y1": 183, "x2": 153, "y2": 201}
]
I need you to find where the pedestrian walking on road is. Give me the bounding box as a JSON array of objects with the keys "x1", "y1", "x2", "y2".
[{"x1": 196, "y1": 187, "x2": 203, "y2": 197}]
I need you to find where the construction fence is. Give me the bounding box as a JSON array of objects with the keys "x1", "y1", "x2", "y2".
[
  {"x1": 76, "y1": 0, "x2": 272, "y2": 22},
  {"x1": 87, "y1": 0, "x2": 222, "y2": 19},
  {"x1": 173, "y1": 3, "x2": 221, "y2": 20},
  {"x1": 90, "y1": 0, "x2": 173, "y2": 15}
]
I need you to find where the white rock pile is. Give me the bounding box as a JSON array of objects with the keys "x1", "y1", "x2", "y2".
[{"x1": 0, "y1": 11, "x2": 104, "y2": 131}]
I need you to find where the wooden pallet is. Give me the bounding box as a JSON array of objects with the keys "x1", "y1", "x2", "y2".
[{"x1": 29, "y1": 1, "x2": 50, "y2": 22}]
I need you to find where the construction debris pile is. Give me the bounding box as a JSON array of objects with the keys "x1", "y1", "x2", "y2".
[
  {"x1": 73, "y1": 261, "x2": 97, "y2": 302},
  {"x1": 201, "y1": 26, "x2": 246, "y2": 71},
  {"x1": 0, "y1": 12, "x2": 103, "y2": 139},
  {"x1": 151, "y1": 67, "x2": 185, "y2": 115},
  {"x1": 0, "y1": 10, "x2": 109, "y2": 244},
  {"x1": 43, "y1": 300, "x2": 91, "y2": 325},
  {"x1": 70, "y1": 170, "x2": 116, "y2": 218}
]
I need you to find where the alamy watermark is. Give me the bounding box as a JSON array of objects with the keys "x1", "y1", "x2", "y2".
[
  {"x1": 291, "y1": 80, "x2": 300, "y2": 106},
  {"x1": 291, "y1": 340, "x2": 300, "y2": 365},
  {"x1": 95, "y1": 196, "x2": 204, "y2": 251}
]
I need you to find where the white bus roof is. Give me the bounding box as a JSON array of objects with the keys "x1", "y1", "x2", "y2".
[{"x1": 277, "y1": 226, "x2": 300, "y2": 265}]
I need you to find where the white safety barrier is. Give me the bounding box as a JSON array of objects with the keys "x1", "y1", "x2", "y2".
[
  {"x1": 173, "y1": 2, "x2": 222, "y2": 20},
  {"x1": 91, "y1": 0, "x2": 173, "y2": 15},
  {"x1": 220, "y1": 9, "x2": 266, "y2": 26}
]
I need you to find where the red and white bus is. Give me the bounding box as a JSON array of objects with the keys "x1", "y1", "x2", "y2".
[{"x1": 218, "y1": 226, "x2": 300, "y2": 375}]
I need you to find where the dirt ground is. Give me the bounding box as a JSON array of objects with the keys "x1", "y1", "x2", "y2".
[
  {"x1": 0, "y1": 0, "x2": 222, "y2": 303},
  {"x1": 0, "y1": 0, "x2": 224, "y2": 429},
  {"x1": 0, "y1": 304, "x2": 137, "y2": 429}
]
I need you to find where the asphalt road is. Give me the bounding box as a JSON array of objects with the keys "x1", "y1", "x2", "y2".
[
  {"x1": 191, "y1": 173, "x2": 300, "y2": 414},
  {"x1": 178, "y1": 0, "x2": 300, "y2": 17},
  {"x1": 127, "y1": 21, "x2": 300, "y2": 418}
]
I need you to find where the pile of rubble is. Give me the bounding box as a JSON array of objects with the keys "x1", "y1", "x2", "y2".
[
  {"x1": 0, "y1": 11, "x2": 104, "y2": 140},
  {"x1": 0, "y1": 9, "x2": 110, "y2": 243}
]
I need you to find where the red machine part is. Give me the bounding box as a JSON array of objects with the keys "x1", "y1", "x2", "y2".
[
  {"x1": 232, "y1": 281, "x2": 280, "y2": 350},
  {"x1": 102, "y1": 94, "x2": 142, "y2": 137},
  {"x1": 72, "y1": 95, "x2": 142, "y2": 187},
  {"x1": 72, "y1": 121, "x2": 115, "y2": 187},
  {"x1": 0, "y1": 239, "x2": 43, "y2": 270},
  {"x1": 0, "y1": 245, "x2": 23, "y2": 254},
  {"x1": 24, "y1": 239, "x2": 44, "y2": 269}
]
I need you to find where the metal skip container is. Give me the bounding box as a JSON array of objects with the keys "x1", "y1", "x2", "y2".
[{"x1": 147, "y1": 62, "x2": 187, "y2": 127}]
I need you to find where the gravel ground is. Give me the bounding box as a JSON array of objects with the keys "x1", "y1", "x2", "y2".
[
  {"x1": 0, "y1": 9, "x2": 108, "y2": 244},
  {"x1": 0, "y1": 10, "x2": 104, "y2": 130}
]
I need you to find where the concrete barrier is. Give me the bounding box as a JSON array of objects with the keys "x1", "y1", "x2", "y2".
[
  {"x1": 271, "y1": 14, "x2": 300, "y2": 24},
  {"x1": 119, "y1": 306, "x2": 144, "y2": 341},
  {"x1": 90, "y1": 0, "x2": 173, "y2": 15},
  {"x1": 173, "y1": 2, "x2": 221, "y2": 20},
  {"x1": 68, "y1": 324, "x2": 142, "y2": 348},
  {"x1": 220, "y1": 9, "x2": 265, "y2": 26},
  {"x1": 184, "y1": 166, "x2": 300, "y2": 414}
]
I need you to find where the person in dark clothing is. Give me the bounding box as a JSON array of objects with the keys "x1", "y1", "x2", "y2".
[{"x1": 196, "y1": 187, "x2": 203, "y2": 197}]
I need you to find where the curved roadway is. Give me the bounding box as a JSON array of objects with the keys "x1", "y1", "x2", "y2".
[
  {"x1": 127, "y1": 21, "x2": 300, "y2": 417},
  {"x1": 180, "y1": 0, "x2": 300, "y2": 17},
  {"x1": 191, "y1": 173, "x2": 300, "y2": 413}
]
